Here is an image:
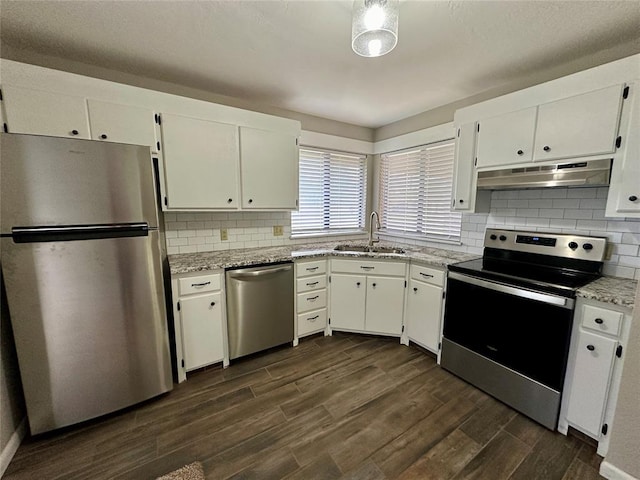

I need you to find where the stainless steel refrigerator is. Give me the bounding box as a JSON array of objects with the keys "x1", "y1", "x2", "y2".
[{"x1": 0, "y1": 133, "x2": 173, "y2": 435}]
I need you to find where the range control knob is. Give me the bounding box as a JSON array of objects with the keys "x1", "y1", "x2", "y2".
[
  {"x1": 583, "y1": 243, "x2": 594, "y2": 251},
  {"x1": 568, "y1": 241, "x2": 578, "y2": 250},
  {"x1": 499, "y1": 235, "x2": 507, "y2": 241},
  {"x1": 490, "y1": 234, "x2": 497, "y2": 240}
]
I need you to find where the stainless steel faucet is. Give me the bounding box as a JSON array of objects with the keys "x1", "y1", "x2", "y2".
[{"x1": 368, "y1": 211, "x2": 381, "y2": 247}]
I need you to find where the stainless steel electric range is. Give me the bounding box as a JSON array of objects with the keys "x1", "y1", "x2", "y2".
[{"x1": 441, "y1": 228, "x2": 607, "y2": 430}]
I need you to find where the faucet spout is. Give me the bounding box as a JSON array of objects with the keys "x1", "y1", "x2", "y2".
[{"x1": 368, "y1": 211, "x2": 381, "y2": 247}]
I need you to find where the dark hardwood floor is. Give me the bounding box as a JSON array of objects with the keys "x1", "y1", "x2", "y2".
[{"x1": 4, "y1": 332, "x2": 605, "y2": 480}]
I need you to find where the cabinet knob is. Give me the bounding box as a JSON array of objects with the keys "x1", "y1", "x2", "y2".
[
  {"x1": 543, "y1": 145, "x2": 551, "y2": 152},
  {"x1": 587, "y1": 344, "x2": 595, "y2": 351},
  {"x1": 227, "y1": 198, "x2": 233, "y2": 203},
  {"x1": 595, "y1": 318, "x2": 604, "y2": 324},
  {"x1": 210, "y1": 301, "x2": 216, "y2": 307},
  {"x1": 629, "y1": 195, "x2": 638, "y2": 202},
  {"x1": 517, "y1": 149, "x2": 523, "y2": 155},
  {"x1": 71, "y1": 130, "x2": 79, "y2": 136},
  {"x1": 413, "y1": 287, "x2": 418, "y2": 293},
  {"x1": 248, "y1": 199, "x2": 253, "y2": 204},
  {"x1": 100, "y1": 134, "x2": 108, "y2": 139}
]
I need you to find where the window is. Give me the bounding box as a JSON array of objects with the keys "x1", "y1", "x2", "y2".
[
  {"x1": 291, "y1": 147, "x2": 367, "y2": 235},
  {"x1": 378, "y1": 139, "x2": 461, "y2": 242}
]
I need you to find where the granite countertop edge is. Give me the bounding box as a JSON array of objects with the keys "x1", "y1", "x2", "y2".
[{"x1": 168, "y1": 241, "x2": 637, "y2": 309}]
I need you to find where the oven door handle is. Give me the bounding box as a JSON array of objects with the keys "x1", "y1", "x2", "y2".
[{"x1": 448, "y1": 272, "x2": 574, "y2": 309}]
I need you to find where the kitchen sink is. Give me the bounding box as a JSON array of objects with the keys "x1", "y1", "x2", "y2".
[{"x1": 333, "y1": 244, "x2": 405, "y2": 254}]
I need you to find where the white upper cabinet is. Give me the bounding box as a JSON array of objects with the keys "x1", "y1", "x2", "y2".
[
  {"x1": 87, "y1": 99, "x2": 157, "y2": 151},
  {"x1": 606, "y1": 82, "x2": 640, "y2": 217},
  {"x1": 160, "y1": 113, "x2": 239, "y2": 210},
  {"x1": 533, "y1": 84, "x2": 624, "y2": 162},
  {"x1": 474, "y1": 84, "x2": 625, "y2": 170},
  {"x1": 476, "y1": 107, "x2": 537, "y2": 168},
  {"x1": 2, "y1": 85, "x2": 91, "y2": 139},
  {"x1": 239, "y1": 126, "x2": 299, "y2": 210}
]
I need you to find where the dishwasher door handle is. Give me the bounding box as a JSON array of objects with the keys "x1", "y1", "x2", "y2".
[{"x1": 228, "y1": 265, "x2": 292, "y2": 279}]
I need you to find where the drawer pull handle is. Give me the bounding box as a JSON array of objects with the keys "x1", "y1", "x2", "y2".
[
  {"x1": 210, "y1": 302, "x2": 216, "y2": 307},
  {"x1": 307, "y1": 295, "x2": 319, "y2": 301},
  {"x1": 306, "y1": 281, "x2": 319, "y2": 286},
  {"x1": 360, "y1": 266, "x2": 375, "y2": 270},
  {"x1": 587, "y1": 344, "x2": 596, "y2": 351},
  {"x1": 307, "y1": 315, "x2": 319, "y2": 322},
  {"x1": 306, "y1": 266, "x2": 319, "y2": 271},
  {"x1": 594, "y1": 318, "x2": 604, "y2": 324},
  {"x1": 191, "y1": 281, "x2": 211, "y2": 287},
  {"x1": 419, "y1": 272, "x2": 434, "y2": 278}
]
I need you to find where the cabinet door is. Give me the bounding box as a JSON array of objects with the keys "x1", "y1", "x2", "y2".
[
  {"x1": 452, "y1": 122, "x2": 477, "y2": 211},
  {"x1": 329, "y1": 274, "x2": 366, "y2": 331},
  {"x1": 161, "y1": 113, "x2": 239, "y2": 210},
  {"x1": 606, "y1": 83, "x2": 640, "y2": 217},
  {"x1": 2, "y1": 85, "x2": 90, "y2": 139},
  {"x1": 533, "y1": 84, "x2": 624, "y2": 162},
  {"x1": 566, "y1": 330, "x2": 617, "y2": 438},
  {"x1": 365, "y1": 276, "x2": 405, "y2": 335},
  {"x1": 87, "y1": 99, "x2": 157, "y2": 151},
  {"x1": 406, "y1": 279, "x2": 442, "y2": 352},
  {"x1": 180, "y1": 292, "x2": 224, "y2": 370},
  {"x1": 239, "y1": 126, "x2": 299, "y2": 209},
  {"x1": 476, "y1": 107, "x2": 537, "y2": 168}
]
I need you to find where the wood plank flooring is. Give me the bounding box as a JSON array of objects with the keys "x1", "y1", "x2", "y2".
[{"x1": 4, "y1": 333, "x2": 605, "y2": 480}]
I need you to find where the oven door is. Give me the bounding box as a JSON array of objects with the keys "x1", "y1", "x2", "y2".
[{"x1": 441, "y1": 272, "x2": 575, "y2": 429}]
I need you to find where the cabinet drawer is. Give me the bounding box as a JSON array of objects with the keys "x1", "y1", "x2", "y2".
[
  {"x1": 410, "y1": 264, "x2": 445, "y2": 286},
  {"x1": 297, "y1": 289, "x2": 327, "y2": 313},
  {"x1": 581, "y1": 304, "x2": 623, "y2": 337},
  {"x1": 331, "y1": 259, "x2": 406, "y2": 276},
  {"x1": 298, "y1": 309, "x2": 327, "y2": 336},
  {"x1": 296, "y1": 260, "x2": 327, "y2": 278},
  {"x1": 178, "y1": 273, "x2": 221, "y2": 295},
  {"x1": 296, "y1": 274, "x2": 327, "y2": 293}
]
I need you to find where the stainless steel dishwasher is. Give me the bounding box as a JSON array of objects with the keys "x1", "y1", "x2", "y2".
[{"x1": 225, "y1": 262, "x2": 294, "y2": 360}]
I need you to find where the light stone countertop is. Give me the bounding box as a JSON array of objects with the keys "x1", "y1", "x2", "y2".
[
  {"x1": 167, "y1": 240, "x2": 480, "y2": 275},
  {"x1": 576, "y1": 276, "x2": 638, "y2": 309},
  {"x1": 168, "y1": 240, "x2": 637, "y2": 309}
]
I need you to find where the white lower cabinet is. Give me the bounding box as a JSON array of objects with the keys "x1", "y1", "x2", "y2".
[
  {"x1": 329, "y1": 258, "x2": 407, "y2": 338},
  {"x1": 171, "y1": 270, "x2": 229, "y2": 382},
  {"x1": 559, "y1": 298, "x2": 632, "y2": 455},
  {"x1": 294, "y1": 259, "x2": 328, "y2": 344},
  {"x1": 405, "y1": 263, "x2": 446, "y2": 354}
]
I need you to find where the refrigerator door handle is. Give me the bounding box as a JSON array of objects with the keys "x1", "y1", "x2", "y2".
[{"x1": 11, "y1": 223, "x2": 150, "y2": 243}]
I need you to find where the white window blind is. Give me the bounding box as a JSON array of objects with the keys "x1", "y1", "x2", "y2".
[
  {"x1": 378, "y1": 140, "x2": 461, "y2": 242},
  {"x1": 292, "y1": 148, "x2": 367, "y2": 235}
]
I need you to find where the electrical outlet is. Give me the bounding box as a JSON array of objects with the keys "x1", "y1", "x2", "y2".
[
  {"x1": 273, "y1": 225, "x2": 283, "y2": 236},
  {"x1": 220, "y1": 228, "x2": 228, "y2": 241}
]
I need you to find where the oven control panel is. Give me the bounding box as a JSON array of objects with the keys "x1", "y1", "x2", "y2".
[{"x1": 484, "y1": 228, "x2": 607, "y2": 261}]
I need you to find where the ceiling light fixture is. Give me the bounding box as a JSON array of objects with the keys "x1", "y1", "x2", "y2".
[{"x1": 351, "y1": 0, "x2": 399, "y2": 58}]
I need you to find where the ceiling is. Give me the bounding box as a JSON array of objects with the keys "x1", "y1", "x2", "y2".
[{"x1": 1, "y1": 1, "x2": 639, "y2": 129}]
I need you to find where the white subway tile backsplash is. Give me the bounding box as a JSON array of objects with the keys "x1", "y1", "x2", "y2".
[{"x1": 162, "y1": 186, "x2": 640, "y2": 279}]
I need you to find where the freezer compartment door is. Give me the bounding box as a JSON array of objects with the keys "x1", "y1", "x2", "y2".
[
  {"x1": 1, "y1": 231, "x2": 173, "y2": 435},
  {"x1": 0, "y1": 133, "x2": 159, "y2": 230}
]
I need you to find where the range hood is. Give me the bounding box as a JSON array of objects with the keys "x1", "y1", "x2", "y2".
[{"x1": 477, "y1": 159, "x2": 612, "y2": 190}]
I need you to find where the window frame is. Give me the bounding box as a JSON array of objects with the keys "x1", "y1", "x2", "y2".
[
  {"x1": 377, "y1": 139, "x2": 462, "y2": 244},
  {"x1": 291, "y1": 146, "x2": 368, "y2": 237}
]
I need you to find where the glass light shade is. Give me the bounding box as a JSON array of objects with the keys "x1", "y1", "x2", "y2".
[{"x1": 352, "y1": 0, "x2": 399, "y2": 57}]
